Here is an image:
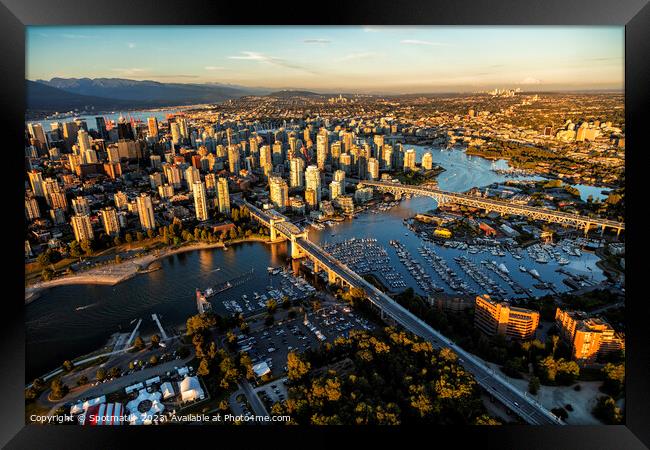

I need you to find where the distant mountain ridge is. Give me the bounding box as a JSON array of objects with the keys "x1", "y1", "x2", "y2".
[
  {"x1": 35, "y1": 77, "x2": 253, "y2": 104},
  {"x1": 27, "y1": 80, "x2": 139, "y2": 112},
  {"x1": 267, "y1": 90, "x2": 324, "y2": 98}
]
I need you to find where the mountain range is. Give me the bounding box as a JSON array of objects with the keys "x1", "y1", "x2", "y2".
[{"x1": 27, "y1": 77, "x2": 273, "y2": 113}]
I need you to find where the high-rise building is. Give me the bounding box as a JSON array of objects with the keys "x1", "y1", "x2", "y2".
[
  {"x1": 193, "y1": 181, "x2": 209, "y2": 221},
  {"x1": 28, "y1": 171, "x2": 45, "y2": 197},
  {"x1": 367, "y1": 157, "x2": 379, "y2": 180},
  {"x1": 403, "y1": 149, "x2": 417, "y2": 171},
  {"x1": 382, "y1": 145, "x2": 393, "y2": 170},
  {"x1": 147, "y1": 117, "x2": 159, "y2": 139},
  {"x1": 474, "y1": 295, "x2": 539, "y2": 340},
  {"x1": 50, "y1": 192, "x2": 68, "y2": 211},
  {"x1": 339, "y1": 153, "x2": 352, "y2": 175},
  {"x1": 114, "y1": 191, "x2": 129, "y2": 210},
  {"x1": 150, "y1": 172, "x2": 163, "y2": 189},
  {"x1": 71, "y1": 214, "x2": 94, "y2": 242},
  {"x1": 217, "y1": 177, "x2": 231, "y2": 214},
  {"x1": 269, "y1": 176, "x2": 289, "y2": 212},
  {"x1": 205, "y1": 173, "x2": 216, "y2": 194},
  {"x1": 101, "y1": 207, "x2": 120, "y2": 236},
  {"x1": 259, "y1": 145, "x2": 272, "y2": 169},
  {"x1": 305, "y1": 165, "x2": 321, "y2": 204},
  {"x1": 25, "y1": 196, "x2": 41, "y2": 220},
  {"x1": 316, "y1": 131, "x2": 329, "y2": 170},
  {"x1": 28, "y1": 123, "x2": 48, "y2": 150},
  {"x1": 136, "y1": 193, "x2": 156, "y2": 230},
  {"x1": 72, "y1": 197, "x2": 91, "y2": 215},
  {"x1": 170, "y1": 122, "x2": 182, "y2": 145},
  {"x1": 555, "y1": 308, "x2": 625, "y2": 364},
  {"x1": 422, "y1": 152, "x2": 433, "y2": 170},
  {"x1": 158, "y1": 184, "x2": 174, "y2": 200},
  {"x1": 289, "y1": 157, "x2": 305, "y2": 188},
  {"x1": 77, "y1": 129, "x2": 92, "y2": 154},
  {"x1": 329, "y1": 180, "x2": 343, "y2": 201},
  {"x1": 185, "y1": 166, "x2": 200, "y2": 192},
  {"x1": 163, "y1": 163, "x2": 182, "y2": 189},
  {"x1": 150, "y1": 154, "x2": 162, "y2": 169},
  {"x1": 227, "y1": 145, "x2": 241, "y2": 174},
  {"x1": 305, "y1": 188, "x2": 318, "y2": 210}
]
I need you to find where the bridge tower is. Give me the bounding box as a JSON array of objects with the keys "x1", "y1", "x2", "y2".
[{"x1": 290, "y1": 233, "x2": 307, "y2": 259}]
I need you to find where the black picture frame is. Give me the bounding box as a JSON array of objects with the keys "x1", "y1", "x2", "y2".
[{"x1": 2, "y1": 0, "x2": 648, "y2": 448}]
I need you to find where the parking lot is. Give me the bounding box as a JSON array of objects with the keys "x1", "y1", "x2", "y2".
[
  {"x1": 235, "y1": 300, "x2": 376, "y2": 380},
  {"x1": 255, "y1": 377, "x2": 289, "y2": 408}
]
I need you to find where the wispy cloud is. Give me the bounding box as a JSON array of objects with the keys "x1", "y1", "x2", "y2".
[
  {"x1": 303, "y1": 38, "x2": 331, "y2": 44},
  {"x1": 228, "y1": 51, "x2": 316, "y2": 74},
  {"x1": 155, "y1": 74, "x2": 199, "y2": 79},
  {"x1": 400, "y1": 39, "x2": 447, "y2": 47},
  {"x1": 61, "y1": 33, "x2": 93, "y2": 39},
  {"x1": 339, "y1": 52, "x2": 379, "y2": 62},
  {"x1": 204, "y1": 66, "x2": 225, "y2": 71},
  {"x1": 127, "y1": 42, "x2": 136, "y2": 49},
  {"x1": 111, "y1": 68, "x2": 148, "y2": 76}
]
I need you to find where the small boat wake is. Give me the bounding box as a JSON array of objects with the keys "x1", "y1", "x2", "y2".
[{"x1": 75, "y1": 303, "x2": 97, "y2": 311}]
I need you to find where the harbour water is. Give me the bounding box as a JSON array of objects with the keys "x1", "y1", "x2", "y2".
[{"x1": 25, "y1": 146, "x2": 606, "y2": 381}]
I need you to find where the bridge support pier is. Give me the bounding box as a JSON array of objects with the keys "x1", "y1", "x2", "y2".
[
  {"x1": 584, "y1": 222, "x2": 591, "y2": 235},
  {"x1": 328, "y1": 270, "x2": 337, "y2": 286},
  {"x1": 290, "y1": 237, "x2": 305, "y2": 259}
]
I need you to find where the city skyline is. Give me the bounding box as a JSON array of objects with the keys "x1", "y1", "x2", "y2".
[{"x1": 27, "y1": 26, "x2": 624, "y2": 94}]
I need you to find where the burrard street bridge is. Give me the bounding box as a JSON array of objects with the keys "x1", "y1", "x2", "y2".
[
  {"x1": 359, "y1": 180, "x2": 624, "y2": 236},
  {"x1": 237, "y1": 198, "x2": 563, "y2": 425}
]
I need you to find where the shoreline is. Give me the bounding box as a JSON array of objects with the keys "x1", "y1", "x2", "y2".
[{"x1": 25, "y1": 237, "x2": 272, "y2": 304}]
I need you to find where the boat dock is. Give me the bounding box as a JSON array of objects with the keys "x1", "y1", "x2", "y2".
[
  {"x1": 200, "y1": 268, "x2": 255, "y2": 298},
  {"x1": 151, "y1": 313, "x2": 169, "y2": 341}
]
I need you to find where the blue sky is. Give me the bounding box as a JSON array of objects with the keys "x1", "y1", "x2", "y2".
[{"x1": 26, "y1": 26, "x2": 624, "y2": 93}]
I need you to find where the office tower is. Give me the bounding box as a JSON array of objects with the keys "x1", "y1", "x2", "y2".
[
  {"x1": 28, "y1": 171, "x2": 45, "y2": 197},
  {"x1": 330, "y1": 141, "x2": 342, "y2": 167},
  {"x1": 107, "y1": 145, "x2": 120, "y2": 163},
  {"x1": 272, "y1": 141, "x2": 284, "y2": 166},
  {"x1": 555, "y1": 308, "x2": 625, "y2": 364},
  {"x1": 305, "y1": 165, "x2": 321, "y2": 204},
  {"x1": 259, "y1": 145, "x2": 272, "y2": 169},
  {"x1": 373, "y1": 135, "x2": 384, "y2": 158},
  {"x1": 170, "y1": 122, "x2": 182, "y2": 145},
  {"x1": 185, "y1": 166, "x2": 200, "y2": 192},
  {"x1": 62, "y1": 121, "x2": 79, "y2": 149},
  {"x1": 50, "y1": 192, "x2": 68, "y2": 211},
  {"x1": 114, "y1": 191, "x2": 129, "y2": 210},
  {"x1": 422, "y1": 152, "x2": 433, "y2": 170},
  {"x1": 217, "y1": 177, "x2": 231, "y2": 214},
  {"x1": 136, "y1": 193, "x2": 156, "y2": 230},
  {"x1": 205, "y1": 173, "x2": 216, "y2": 194},
  {"x1": 333, "y1": 169, "x2": 346, "y2": 189},
  {"x1": 25, "y1": 196, "x2": 41, "y2": 220},
  {"x1": 341, "y1": 131, "x2": 355, "y2": 153},
  {"x1": 158, "y1": 184, "x2": 174, "y2": 200},
  {"x1": 227, "y1": 145, "x2": 241, "y2": 174},
  {"x1": 117, "y1": 120, "x2": 134, "y2": 141},
  {"x1": 147, "y1": 117, "x2": 159, "y2": 139},
  {"x1": 68, "y1": 154, "x2": 82, "y2": 174},
  {"x1": 269, "y1": 176, "x2": 289, "y2": 212},
  {"x1": 101, "y1": 207, "x2": 120, "y2": 236},
  {"x1": 150, "y1": 154, "x2": 162, "y2": 169},
  {"x1": 339, "y1": 153, "x2": 352, "y2": 175},
  {"x1": 77, "y1": 128, "x2": 92, "y2": 154},
  {"x1": 28, "y1": 123, "x2": 48, "y2": 150},
  {"x1": 72, "y1": 197, "x2": 91, "y2": 215},
  {"x1": 316, "y1": 131, "x2": 328, "y2": 170},
  {"x1": 305, "y1": 188, "x2": 317, "y2": 210},
  {"x1": 193, "y1": 181, "x2": 209, "y2": 221},
  {"x1": 474, "y1": 295, "x2": 539, "y2": 340},
  {"x1": 84, "y1": 148, "x2": 99, "y2": 164},
  {"x1": 163, "y1": 163, "x2": 182, "y2": 189},
  {"x1": 50, "y1": 208, "x2": 66, "y2": 225},
  {"x1": 71, "y1": 214, "x2": 94, "y2": 242},
  {"x1": 329, "y1": 180, "x2": 343, "y2": 201},
  {"x1": 403, "y1": 149, "x2": 417, "y2": 172},
  {"x1": 289, "y1": 157, "x2": 305, "y2": 188},
  {"x1": 150, "y1": 172, "x2": 163, "y2": 189},
  {"x1": 382, "y1": 145, "x2": 393, "y2": 170},
  {"x1": 95, "y1": 117, "x2": 108, "y2": 140}
]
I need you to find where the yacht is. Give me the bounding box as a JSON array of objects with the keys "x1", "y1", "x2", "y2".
[
  {"x1": 519, "y1": 265, "x2": 527, "y2": 272},
  {"x1": 558, "y1": 258, "x2": 570, "y2": 265}
]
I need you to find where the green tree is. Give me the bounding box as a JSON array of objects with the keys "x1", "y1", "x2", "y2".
[
  {"x1": 150, "y1": 334, "x2": 161, "y2": 347},
  {"x1": 41, "y1": 268, "x2": 54, "y2": 281},
  {"x1": 133, "y1": 336, "x2": 145, "y2": 350},
  {"x1": 602, "y1": 363, "x2": 625, "y2": 397},
  {"x1": 266, "y1": 298, "x2": 278, "y2": 313},
  {"x1": 197, "y1": 358, "x2": 210, "y2": 376},
  {"x1": 593, "y1": 396, "x2": 623, "y2": 424},
  {"x1": 287, "y1": 351, "x2": 311, "y2": 381},
  {"x1": 62, "y1": 360, "x2": 74, "y2": 372},
  {"x1": 50, "y1": 378, "x2": 68, "y2": 400},
  {"x1": 96, "y1": 368, "x2": 107, "y2": 382},
  {"x1": 528, "y1": 376, "x2": 540, "y2": 395},
  {"x1": 149, "y1": 355, "x2": 159, "y2": 366},
  {"x1": 80, "y1": 239, "x2": 94, "y2": 256},
  {"x1": 76, "y1": 375, "x2": 89, "y2": 386}
]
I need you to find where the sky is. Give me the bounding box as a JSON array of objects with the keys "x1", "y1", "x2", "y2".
[{"x1": 26, "y1": 26, "x2": 624, "y2": 94}]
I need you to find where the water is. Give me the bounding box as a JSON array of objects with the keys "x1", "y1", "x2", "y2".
[
  {"x1": 25, "y1": 146, "x2": 607, "y2": 381},
  {"x1": 25, "y1": 241, "x2": 289, "y2": 381},
  {"x1": 27, "y1": 109, "x2": 181, "y2": 131}
]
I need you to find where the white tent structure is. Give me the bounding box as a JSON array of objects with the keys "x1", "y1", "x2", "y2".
[
  {"x1": 70, "y1": 395, "x2": 106, "y2": 415},
  {"x1": 160, "y1": 381, "x2": 175, "y2": 400},
  {"x1": 178, "y1": 376, "x2": 205, "y2": 403},
  {"x1": 253, "y1": 361, "x2": 271, "y2": 378},
  {"x1": 126, "y1": 389, "x2": 165, "y2": 425}
]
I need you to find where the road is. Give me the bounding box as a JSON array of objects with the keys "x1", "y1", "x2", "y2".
[
  {"x1": 239, "y1": 380, "x2": 270, "y2": 418},
  {"x1": 297, "y1": 237, "x2": 563, "y2": 425}
]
